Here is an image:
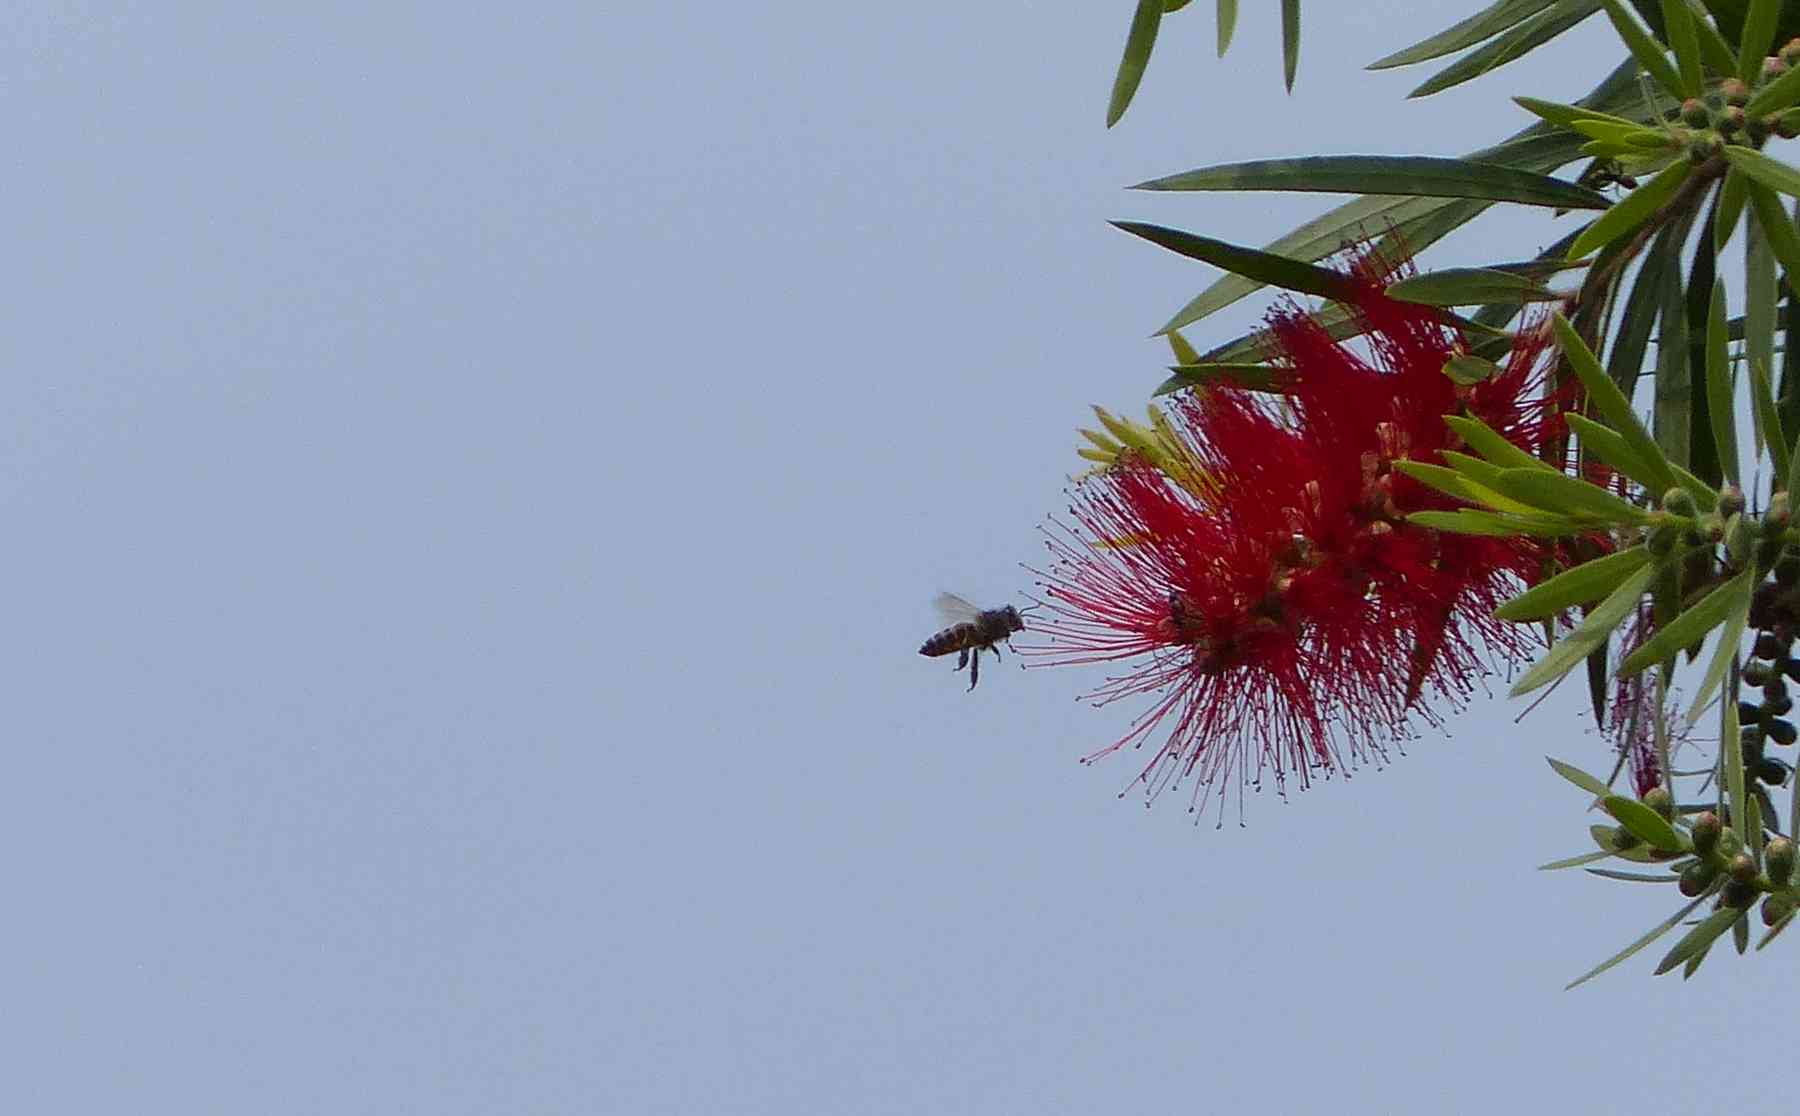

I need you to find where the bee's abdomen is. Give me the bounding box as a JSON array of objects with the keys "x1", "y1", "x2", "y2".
[{"x1": 919, "y1": 624, "x2": 974, "y2": 657}]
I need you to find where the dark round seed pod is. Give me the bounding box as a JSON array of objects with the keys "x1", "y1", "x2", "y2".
[
  {"x1": 1766, "y1": 837, "x2": 1796, "y2": 887},
  {"x1": 1680, "y1": 860, "x2": 1719, "y2": 896},
  {"x1": 1693, "y1": 812, "x2": 1722, "y2": 856},
  {"x1": 1726, "y1": 879, "x2": 1760, "y2": 908},
  {"x1": 1743, "y1": 724, "x2": 1768, "y2": 752},
  {"x1": 1778, "y1": 555, "x2": 1800, "y2": 586},
  {"x1": 1768, "y1": 719, "x2": 1797, "y2": 746},
  {"x1": 1765, "y1": 675, "x2": 1791, "y2": 701},
  {"x1": 1784, "y1": 658, "x2": 1800, "y2": 683},
  {"x1": 1756, "y1": 632, "x2": 1784, "y2": 661},
  {"x1": 1758, "y1": 757, "x2": 1791, "y2": 786},
  {"x1": 1741, "y1": 700, "x2": 1767, "y2": 723},
  {"x1": 1746, "y1": 660, "x2": 1775, "y2": 687},
  {"x1": 1768, "y1": 694, "x2": 1794, "y2": 717},
  {"x1": 1753, "y1": 585, "x2": 1781, "y2": 629}
]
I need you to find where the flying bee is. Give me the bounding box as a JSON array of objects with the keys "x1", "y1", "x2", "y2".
[{"x1": 919, "y1": 592, "x2": 1026, "y2": 691}]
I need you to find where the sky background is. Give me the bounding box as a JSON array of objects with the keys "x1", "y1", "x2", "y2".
[{"x1": 0, "y1": 2, "x2": 1782, "y2": 1112}]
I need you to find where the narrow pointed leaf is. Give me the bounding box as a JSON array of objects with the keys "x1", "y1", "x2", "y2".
[
  {"x1": 1280, "y1": 0, "x2": 1299, "y2": 90},
  {"x1": 1655, "y1": 906, "x2": 1741, "y2": 974},
  {"x1": 1497, "y1": 546, "x2": 1654, "y2": 619},
  {"x1": 1406, "y1": 508, "x2": 1588, "y2": 536},
  {"x1": 1370, "y1": 0, "x2": 1558, "y2": 69},
  {"x1": 1541, "y1": 849, "x2": 1618, "y2": 869},
  {"x1": 1715, "y1": 168, "x2": 1748, "y2": 254},
  {"x1": 1686, "y1": 567, "x2": 1756, "y2": 725},
  {"x1": 1707, "y1": 279, "x2": 1740, "y2": 484},
  {"x1": 1753, "y1": 359, "x2": 1788, "y2": 483},
  {"x1": 1568, "y1": 159, "x2": 1693, "y2": 259},
  {"x1": 1548, "y1": 756, "x2": 1613, "y2": 796},
  {"x1": 1585, "y1": 867, "x2": 1681, "y2": 881},
  {"x1": 1609, "y1": 208, "x2": 1688, "y2": 401},
  {"x1": 1393, "y1": 461, "x2": 1543, "y2": 514},
  {"x1": 1112, "y1": 222, "x2": 1357, "y2": 303},
  {"x1": 1746, "y1": 55, "x2": 1800, "y2": 116},
  {"x1": 1686, "y1": 1, "x2": 1738, "y2": 76},
  {"x1": 1564, "y1": 413, "x2": 1661, "y2": 486},
  {"x1": 1739, "y1": 0, "x2": 1782, "y2": 82},
  {"x1": 1566, "y1": 890, "x2": 1714, "y2": 987},
  {"x1": 1554, "y1": 313, "x2": 1678, "y2": 490},
  {"x1": 1216, "y1": 0, "x2": 1238, "y2": 56},
  {"x1": 1621, "y1": 563, "x2": 1753, "y2": 675},
  {"x1": 1724, "y1": 146, "x2": 1800, "y2": 201},
  {"x1": 1410, "y1": 0, "x2": 1605, "y2": 98},
  {"x1": 1660, "y1": 0, "x2": 1702, "y2": 95},
  {"x1": 1155, "y1": 363, "x2": 1293, "y2": 395},
  {"x1": 1106, "y1": 0, "x2": 1164, "y2": 128},
  {"x1": 1603, "y1": 794, "x2": 1685, "y2": 851},
  {"x1": 1748, "y1": 219, "x2": 1779, "y2": 461},
  {"x1": 1655, "y1": 244, "x2": 1692, "y2": 468},
  {"x1": 1513, "y1": 563, "x2": 1657, "y2": 695},
  {"x1": 1758, "y1": 910, "x2": 1796, "y2": 949},
  {"x1": 1388, "y1": 267, "x2": 1559, "y2": 306},
  {"x1": 1133, "y1": 156, "x2": 1610, "y2": 209},
  {"x1": 1600, "y1": 0, "x2": 1685, "y2": 96},
  {"x1": 1445, "y1": 414, "x2": 1556, "y2": 472},
  {"x1": 1488, "y1": 467, "x2": 1652, "y2": 522}
]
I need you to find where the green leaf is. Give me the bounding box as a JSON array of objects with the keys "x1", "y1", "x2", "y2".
[
  {"x1": 1512, "y1": 562, "x2": 1657, "y2": 695},
  {"x1": 1497, "y1": 546, "x2": 1655, "y2": 620},
  {"x1": 1707, "y1": 278, "x2": 1740, "y2": 484},
  {"x1": 1112, "y1": 222, "x2": 1358, "y2": 303},
  {"x1": 1753, "y1": 359, "x2": 1789, "y2": 484},
  {"x1": 1554, "y1": 313, "x2": 1679, "y2": 491},
  {"x1": 1445, "y1": 414, "x2": 1556, "y2": 472},
  {"x1": 1566, "y1": 890, "x2": 1714, "y2": 988},
  {"x1": 1133, "y1": 156, "x2": 1611, "y2": 209},
  {"x1": 1723, "y1": 660, "x2": 1749, "y2": 839},
  {"x1": 1565, "y1": 412, "x2": 1662, "y2": 487},
  {"x1": 1740, "y1": 0, "x2": 1783, "y2": 82},
  {"x1": 1280, "y1": 0, "x2": 1299, "y2": 90},
  {"x1": 1585, "y1": 867, "x2": 1681, "y2": 881},
  {"x1": 1750, "y1": 183, "x2": 1800, "y2": 308},
  {"x1": 1370, "y1": 0, "x2": 1558, "y2": 69},
  {"x1": 1655, "y1": 242, "x2": 1692, "y2": 469},
  {"x1": 1745, "y1": 57, "x2": 1800, "y2": 116},
  {"x1": 1541, "y1": 849, "x2": 1619, "y2": 869},
  {"x1": 1655, "y1": 906, "x2": 1741, "y2": 974},
  {"x1": 1748, "y1": 218, "x2": 1780, "y2": 461},
  {"x1": 1394, "y1": 461, "x2": 1543, "y2": 514},
  {"x1": 1406, "y1": 508, "x2": 1589, "y2": 536},
  {"x1": 1488, "y1": 467, "x2": 1652, "y2": 523},
  {"x1": 1607, "y1": 211, "x2": 1687, "y2": 402},
  {"x1": 1567, "y1": 159, "x2": 1694, "y2": 260},
  {"x1": 1715, "y1": 167, "x2": 1748, "y2": 254},
  {"x1": 1511, "y1": 95, "x2": 1642, "y2": 132},
  {"x1": 1604, "y1": 793, "x2": 1685, "y2": 851},
  {"x1": 1166, "y1": 330, "x2": 1200, "y2": 366},
  {"x1": 1216, "y1": 0, "x2": 1238, "y2": 56},
  {"x1": 1600, "y1": 0, "x2": 1686, "y2": 96},
  {"x1": 1548, "y1": 755, "x2": 1613, "y2": 796},
  {"x1": 1685, "y1": 565, "x2": 1756, "y2": 725},
  {"x1": 1621, "y1": 562, "x2": 1753, "y2": 675},
  {"x1": 1107, "y1": 0, "x2": 1164, "y2": 128},
  {"x1": 1154, "y1": 363, "x2": 1293, "y2": 396},
  {"x1": 1724, "y1": 147, "x2": 1800, "y2": 201},
  {"x1": 1660, "y1": 0, "x2": 1702, "y2": 95},
  {"x1": 1686, "y1": 1, "x2": 1739, "y2": 76},
  {"x1": 1388, "y1": 268, "x2": 1559, "y2": 307},
  {"x1": 1409, "y1": 0, "x2": 1605, "y2": 98},
  {"x1": 1443, "y1": 354, "x2": 1502, "y2": 385}
]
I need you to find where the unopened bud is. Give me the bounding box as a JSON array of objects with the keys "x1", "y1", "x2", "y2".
[
  {"x1": 1693, "y1": 811, "x2": 1722, "y2": 856},
  {"x1": 1766, "y1": 838, "x2": 1796, "y2": 887},
  {"x1": 1662, "y1": 486, "x2": 1698, "y2": 517},
  {"x1": 1726, "y1": 879, "x2": 1760, "y2": 908},
  {"x1": 1763, "y1": 893, "x2": 1795, "y2": 926},
  {"x1": 1641, "y1": 786, "x2": 1673, "y2": 820},
  {"x1": 1681, "y1": 860, "x2": 1720, "y2": 896},
  {"x1": 1723, "y1": 78, "x2": 1752, "y2": 107},
  {"x1": 1730, "y1": 852, "x2": 1760, "y2": 885},
  {"x1": 1784, "y1": 38, "x2": 1800, "y2": 66},
  {"x1": 1681, "y1": 98, "x2": 1711, "y2": 127},
  {"x1": 1766, "y1": 491, "x2": 1791, "y2": 532},
  {"x1": 1722, "y1": 105, "x2": 1748, "y2": 134},
  {"x1": 1765, "y1": 56, "x2": 1790, "y2": 83},
  {"x1": 1720, "y1": 484, "x2": 1746, "y2": 518}
]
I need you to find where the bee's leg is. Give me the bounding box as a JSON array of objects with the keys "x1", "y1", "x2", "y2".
[
  {"x1": 956, "y1": 647, "x2": 970, "y2": 673},
  {"x1": 991, "y1": 642, "x2": 1003, "y2": 660},
  {"x1": 969, "y1": 647, "x2": 980, "y2": 691}
]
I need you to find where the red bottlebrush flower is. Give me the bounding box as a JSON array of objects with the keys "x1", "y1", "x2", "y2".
[{"x1": 1029, "y1": 246, "x2": 1572, "y2": 820}]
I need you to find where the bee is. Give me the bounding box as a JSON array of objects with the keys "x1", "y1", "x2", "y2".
[{"x1": 919, "y1": 593, "x2": 1025, "y2": 691}]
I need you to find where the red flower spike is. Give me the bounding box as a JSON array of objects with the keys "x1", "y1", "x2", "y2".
[{"x1": 1029, "y1": 244, "x2": 1580, "y2": 821}]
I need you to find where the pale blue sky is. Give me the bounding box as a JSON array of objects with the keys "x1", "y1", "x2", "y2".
[{"x1": 0, "y1": 3, "x2": 1778, "y2": 1112}]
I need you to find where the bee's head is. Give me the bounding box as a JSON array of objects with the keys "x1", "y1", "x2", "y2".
[{"x1": 1001, "y1": 605, "x2": 1025, "y2": 632}]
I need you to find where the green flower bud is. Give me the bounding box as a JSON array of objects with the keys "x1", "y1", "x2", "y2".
[
  {"x1": 1764, "y1": 56, "x2": 1790, "y2": 84},
  {"x1": 1766, "y1": 838, "x2": 1796, "y2": 887},
  {"x1": 1723, "y1": 78, "x2": 1752, "y2": 107},
  {"x1": 1766, "y1": 491, "x2": 1791, "y2": 532},
  {"x1": 1722, "y1": 105, "x2": 1748, "y2": 134},
  {"x1": 1642, "y1": 786, "x2": 1673, "y2": 820},
  {"x1": 1762, "y1": 893, "x2": 1795, "y2": 926},
  {"x1": 1730, "y1": 852, "x2": 1759, "y2": 884},
  {"x1": 1661, "y1": 486, "x2": 1697, "y2": 517},
  {"x1": 1681, "y1": 860, "x2": 1720, "y2": 896},
  {"x1": 1720, "y1": 484, "x2": 1746, "y2": 518},
  {"x1": 1692, "y1": 811, "x2": 1722, "y2": 856},
  {"x1": 1784, "y1": 38, "x2": 1800, "y2": 67},
  {"x1": 1681, "y1": 98, "x2": 1711, "y2": 127}
]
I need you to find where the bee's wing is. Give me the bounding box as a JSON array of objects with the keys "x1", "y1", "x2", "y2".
[{"x1": 934, "y1": 592, "x2": 984, "y2": 625}]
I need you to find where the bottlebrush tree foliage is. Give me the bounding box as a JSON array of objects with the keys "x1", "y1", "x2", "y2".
[{"x1": 1049, "y1": 0, "x2": 1800, "y2": 984}]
